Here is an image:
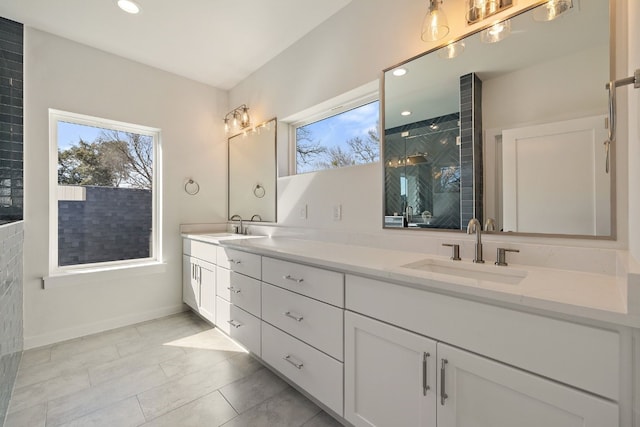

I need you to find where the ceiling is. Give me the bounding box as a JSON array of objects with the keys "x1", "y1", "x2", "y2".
[{"x1": 0, "y1": 0, "x2": 352, "y2": 90}]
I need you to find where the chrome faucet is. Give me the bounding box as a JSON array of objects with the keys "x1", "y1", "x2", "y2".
[
  {"x1": 230, "y1": 214, "x2": 244, "y2": 234},
  {"x1": 466, "y1": 218, "x2": 484, "y2": 263}
]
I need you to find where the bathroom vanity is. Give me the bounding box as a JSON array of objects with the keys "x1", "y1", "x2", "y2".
[{"x1": 182, "y1": 233, "x2": 637, "y2": 426}]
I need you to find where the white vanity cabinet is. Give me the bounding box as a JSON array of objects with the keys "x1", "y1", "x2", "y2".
[
  {"x1": 182, "y1": 240, "x2": 216, "y2": 323},
  {"x1": 345, "y1": 274, "x2": 620, "y2": 427}
]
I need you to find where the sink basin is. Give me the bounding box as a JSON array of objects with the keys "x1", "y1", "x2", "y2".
[{"x1": 401, "y1": 258, "x2": 528, "y2": 285}]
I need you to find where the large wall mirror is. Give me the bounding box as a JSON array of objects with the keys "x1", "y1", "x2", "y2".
[
  {"x1": 383, "y1": 0, "x2": 613, "y2": 238},
  {"x1": 228, "y1": 118, "x2": 277, "y2": 223}
]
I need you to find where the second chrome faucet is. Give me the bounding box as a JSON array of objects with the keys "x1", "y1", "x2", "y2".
[{"x1": 466, "y1": 218, "x2": 484, "y2": 263}]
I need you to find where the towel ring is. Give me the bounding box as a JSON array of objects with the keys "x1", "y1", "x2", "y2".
[
  {"x1": 253, "y1": 184, "x2": 265, "y2": 198},
  {"x1": 184, "y1": 179, "x2": 200, "y2": 195}
]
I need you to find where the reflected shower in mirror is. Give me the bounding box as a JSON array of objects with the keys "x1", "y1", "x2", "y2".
[
  {"x1": 228, "y1": 118, "x2": 277, "y2": 223},
  {"x1": 383, "y1": 0, "x2": 612, "y2": 237}
]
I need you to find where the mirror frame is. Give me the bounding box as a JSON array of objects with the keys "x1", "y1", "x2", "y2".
[
  {"x1": 380, "y1": 0, "x2": 617, "y2": 240},
  {"x1": 228, "y1": 117, "x2": 278, "y2": 223}
]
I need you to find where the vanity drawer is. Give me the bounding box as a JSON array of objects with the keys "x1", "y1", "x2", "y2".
[
  {"x1": 183, "y1": 238, "x2": 217, "y2": 263},
  {"x1": 216, "y1": 266, "x2": 231, "y2": 300},
  {"x1": 216, "y1": 298, "x2": 261, "y2": 356},
  {"x1": 228, "y1": 272, "x2": 261, "y2": 317},
  {"x1": 261, "y1": 321, "x2": 343, "y2": 416},
  {"x1": 346, "y1": 274, "x2": 620, "y2": 401},
  {"x1": 262, "y1": 257, "x2": 344, "y2": 307},
  {"x1": 262, "y1": 283, "x2": 343, "y2": 361},
  {"x1": 217, "y1": 246, "x2": 261, "y2": 279}
]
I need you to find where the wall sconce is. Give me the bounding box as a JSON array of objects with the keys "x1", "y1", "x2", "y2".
[
  {"x1": 532, "y1": 0, "x2": 573, "y2": 22},
  {"x1": 467, "y1": 0, "x2": 513, "y2": 25},
  {"x1": 480, "y1": 19, "x2": 511, "y2": 43},
  {"x1": 421, "y1": 0, "x2": 450, "y2": 42},
  {"x1": 224, "y1": 104, "x2": 251, "y2": 134}
]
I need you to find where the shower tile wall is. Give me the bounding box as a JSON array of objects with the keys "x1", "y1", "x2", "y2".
[
  {"x1": 0, "y1": 221, "x2": 23, "y2": 426},
  {"x1": 459, "y1": 73, "x2": 483, "y2": 227}
]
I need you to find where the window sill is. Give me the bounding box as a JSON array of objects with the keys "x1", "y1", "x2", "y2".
[{"x1": 43, "y1": 261, "x2": 167, "y2": 290}]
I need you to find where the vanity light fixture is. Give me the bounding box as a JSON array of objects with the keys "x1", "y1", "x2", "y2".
[
  {"x1": 401, "y1": 111, "x2": 412, "y2": 116},
  {"x1": 480, "y1": 19, "x2": 511, "y2": 43},
  {"x1": 532, "y1": 0, "x2": 573, "y2": 22},
  {"x1": 117, "y1": 0, "x2": 141, "y2": 14},
  {"x1": 392, "y1": 68, "x2": 408, "y2": 77},
  {"x1": 224, "y1": 104, "x2": 251, "y2": 134},
  {"x1": 437, "y1": 41, "x2": 465, "y2": 59},
  {"x1": 421, "y1": 0, "x2": 450, "y2": 42},
  {"x1": 466, "y1": 0, "x2": 513, "y2": 25}
]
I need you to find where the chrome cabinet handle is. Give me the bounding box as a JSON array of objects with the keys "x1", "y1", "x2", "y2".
[
  {"x1": 283, "y1": 355, "x2": 304, "y2": 369},
  {"x1": 198, "y1": 266, "x2": 202, "y2": 285},
  {"x1": 228, "y1": 259, "x2": 242, "y2": 265},
  {"x1": 283, "y1": 311, "x2": 304, "y2": 322},
  {"x1": 227, "y1": 320, "x2": 243, "y2": 329},
  {"x1": 440, "y1": 359, "x2": 448, "y2": 405},
  {"x1": 283, "y1": 275, "x2": 304, "y2": 283},
  {"x1": 191, "y1": 263, "x2": 194, "y2": 280},
  {"x1": 423, "y1": 352, "x2": 431, "y2": 395},
  {"x1": 227, "y1": 286, "x2": 241, "y2": 294}
]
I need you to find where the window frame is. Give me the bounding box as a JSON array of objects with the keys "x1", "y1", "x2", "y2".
[
  {"x1": 289, "y1": 92, "x2": 380, "y2": 175},
  {"x1": 48, "y1": 109, "x2": 162, "y2": 275}
]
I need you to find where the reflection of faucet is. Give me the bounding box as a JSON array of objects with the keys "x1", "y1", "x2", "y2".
[
  {"x1": 466, "y1": 218, "x2": 484, "y2": 263},
  {"x1": 484, "y1": 218, "x2": 496, "y2": 231},
  {"x1": 251, "y1": 214, "x2": 262, "y2": 221},
  {"x1": 230, "y1": 214, "x2": 244, "y2": 234}
]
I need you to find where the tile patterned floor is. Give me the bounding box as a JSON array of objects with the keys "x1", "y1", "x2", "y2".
[{"x1": 5, "y1": 312, "x2": 343, "y2": 427}]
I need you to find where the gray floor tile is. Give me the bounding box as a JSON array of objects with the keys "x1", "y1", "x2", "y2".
[
  {"x1": 117, "y1": 322, "x2": 208, "y2": 358},
  {"x1": 50, "y1": 326, "x2": 141, "y2": 361},
  {"x1": 3, "y1": 402, "x2": 46, "y2": 427},
  {"x1": 159, "y1": 345, "x2": 240, "y2": 379},
  {"x1": 301, "y1": 410, "x2": 344, "y2": 427},
  {"x1": 141, "y1": 391, "x2": 237, "y2": 427},
  {"x1": 219, "y1": 367, "x2": 290, "y2": 414},
  {"x1": 56, "y1": 397, "x2": 146, "y2": 427},
  {"x1": 9, "y1": 371, "x2": 90, "y2": 413},
  {"x1": 221, "y1": 387, "x2": 321, "y2": 427},
  {"x1": 19, "y1": 347, "x2": 52, "y2": 369}
]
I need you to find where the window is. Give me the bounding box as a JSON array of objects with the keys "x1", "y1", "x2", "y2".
[
  {"x1": 49, "y1": 110, "x2": 161, "y2": 271},
  {"x1": 293, "y1": 99, "x2": 380, "y2": 174}
]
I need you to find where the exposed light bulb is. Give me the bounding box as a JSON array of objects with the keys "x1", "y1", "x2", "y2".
[
  {"x1": 481, "y1": 19, "x2": 511, "y2": 43},
  {"x1": 421, "y1": 0, "x2": 449, "y2": 42}
]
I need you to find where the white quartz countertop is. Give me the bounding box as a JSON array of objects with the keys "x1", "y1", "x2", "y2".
[{"x1": 184, "y1": 233, "x2": 638, "y2": 328}]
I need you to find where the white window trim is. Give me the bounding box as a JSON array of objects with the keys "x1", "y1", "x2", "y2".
[
  {"x1": 48, "y1": 109, "x2": 163, "y2": 281},
  {"x1": 284, "y1": 81, "x2": 380, "y2": 175}
]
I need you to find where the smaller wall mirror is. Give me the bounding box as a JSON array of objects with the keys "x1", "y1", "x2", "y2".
[{"x1": 228, "y1": 118, "x2": 277, "y2": 223}]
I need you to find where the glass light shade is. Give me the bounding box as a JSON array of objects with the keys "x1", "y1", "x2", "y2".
[
  {"x1": 532, "y1": 0, "x2": 572, "y2": 22},
  {"x1": 421, "y1": 1, "x2": 450, "y2": 42},
  {"x1": 438, "y1": 41, "x2": 465, "y2": 59},
  {"x1": 480, "y1": 20, "x2": 511, "y2": 43}
]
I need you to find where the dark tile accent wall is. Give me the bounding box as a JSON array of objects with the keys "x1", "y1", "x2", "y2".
[
  {"x1": 0, "y1": 17, "x2": 23, "y2": 223},
  {"x1": 459, "y1": 73, "x2": 483, "y2": 227},
  {"x1": 0, "y1": 221, "x2": 23, "y2": 426},
  {"x1": 58, "y1": 186, "x2": 152, "y2": 266}
]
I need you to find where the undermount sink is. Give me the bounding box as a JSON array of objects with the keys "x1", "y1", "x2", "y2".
[{"x1": 401, "y1": 258, "x2": 528, "y2": 285}]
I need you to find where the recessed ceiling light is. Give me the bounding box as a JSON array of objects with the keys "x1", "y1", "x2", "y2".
[
  {"x1": 117, "y1": 0, "x2": 141, "y2": 14},
  {"x1": 392, "y1": 68, "x2": 408, "y2": 77},
  {"x1": 401, "y1": 111, "x2": 412, "y2": 116}
]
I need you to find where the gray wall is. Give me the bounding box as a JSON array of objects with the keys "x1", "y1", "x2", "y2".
[
  {"x1": 0, "y1": 221, "x2": 23, "y2": 425},
  {"x1": 58, "y1": 186, "x2": 151, "y2": 266}
]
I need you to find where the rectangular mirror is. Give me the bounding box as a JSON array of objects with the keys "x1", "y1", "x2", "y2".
[
  {"x1": 383, "y1": 0, "x2": 613, "y2": 238},
  {"x1": 228, "y1": 118, "x2": 277, "y2": 223}
]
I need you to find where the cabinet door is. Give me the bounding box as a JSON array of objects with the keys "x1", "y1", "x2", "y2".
[
  {"x1": 345, "y1": 312, "x2": 437, "y2": 427},
  {"x1": 182, "y1": 255, "x2": 199, "y2": 310},
  {"x1": 436, "y1": 343, "x2": 619, "y2": 427},
  {"x1": 198, "y1": 264, "x2": 216, "y2": 323}
]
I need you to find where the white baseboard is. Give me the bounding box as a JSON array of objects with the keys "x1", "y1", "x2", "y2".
[{"x1": 23, "y1": 304, "x2": 187, "y2": 350}]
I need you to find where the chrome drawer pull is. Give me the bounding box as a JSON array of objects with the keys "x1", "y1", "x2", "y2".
[
  {"x1": 228, "y1": 259, "x2": 242, "y2": 265},
  {"x1": 227, "y1": 286, "x2": 241, "y2": 294},
  {"x1": 227, "y1": 320, "x2": 243, "y2": 329},
  {"x1": 283, "y1": 311, "x2": 304, "y2": 322},
  {"x1": 283, "y1": 275, "x2": 304, "y2": 283},
  {"x1": 440, "y1": 359, "x2": 448, "y2": 405},
  {"x1": 423, "y1": 352, "x2": 430, "y2": 395},
  {"x1": 284, "y1": 355, "x2": 304, "y2": 369}
]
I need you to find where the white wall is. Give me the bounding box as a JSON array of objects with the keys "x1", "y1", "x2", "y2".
[
  {"x1": 23, "y1": 28, "x2": 228, "y2": 348},
  {"x1": 229, "y1": 0, "x2": 629, "y2": 249},
  {"x1": 628, "y1": 1, "x2": 640, "y2": 263}
]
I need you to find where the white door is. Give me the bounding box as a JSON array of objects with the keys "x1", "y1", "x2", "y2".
[
  {"x1": 501, "y1": 115, "x2": 609, "y2": 235},
  {"x1": 198, "y1": 264, "x2": 216, "y2": 323},
  {"x1": 436, "y1": 343, "x2": 618, "y2": 427},
  {"x1": 345, "y1": 311, "x2": 437, "y2": 427},
  {"x1": 182, "y1": 255, "x2": 199, "y2": 310}
]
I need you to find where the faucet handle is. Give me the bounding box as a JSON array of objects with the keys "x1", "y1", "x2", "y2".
[
  {"x1": 495, "y1": 248, "x2": 519, "y2": 266},
  {"x1": 442, "y1": 243, "x2": 461, "y2": 261}
]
